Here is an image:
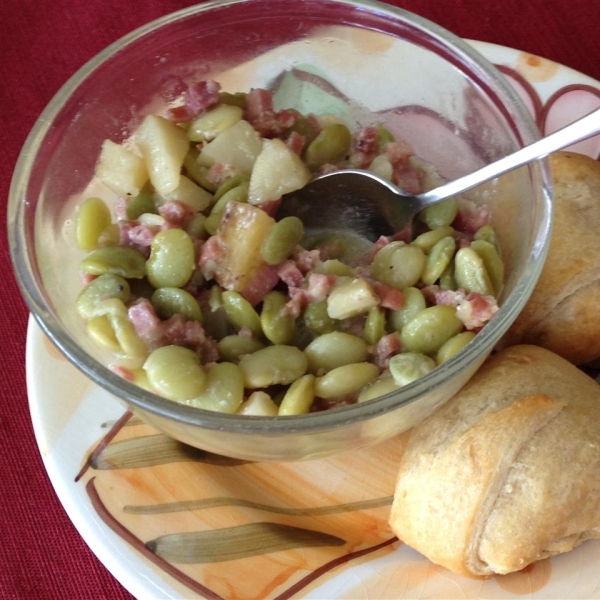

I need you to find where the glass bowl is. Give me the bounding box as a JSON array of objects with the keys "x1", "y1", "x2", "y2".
[{"x1": 8, "y1": 0, "x2": 552, "y2": 461}]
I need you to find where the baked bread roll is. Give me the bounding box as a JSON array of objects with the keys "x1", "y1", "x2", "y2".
[
  {"x1": 389, "y1": 344, "x2": 600, "y2": 577},
  {"x1": 503, "y1": 152, "x2": 600, "y2": 365}
]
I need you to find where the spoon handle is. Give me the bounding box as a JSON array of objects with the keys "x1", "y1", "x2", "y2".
[{"x1": 419, "y1": 107, "x2": 600, "y2": 204}]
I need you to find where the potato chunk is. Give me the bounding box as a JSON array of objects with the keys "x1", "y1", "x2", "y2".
[
  {"x1": 249, "y1": 138, "x2": 311, "y2": 205},
  {"x1": 327, "y1": 278, "x2": 380, "y2": 319},
  {"x1": 136, "y1": 115, "x2": 189, "y2": 195},
  {"x1": 199, "y1": 120, "x2": 263, "y2": 173},
  {"x1": 214, "y1": 202, "x2": 275, "y2": 292},
  {"x1": 95, "y1": 140, "x2": 148, "y2": 196}
]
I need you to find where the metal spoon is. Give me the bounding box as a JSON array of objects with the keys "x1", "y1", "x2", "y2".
[{"x1": 280, "y1": 107, "x2": 600, "y2": 240}]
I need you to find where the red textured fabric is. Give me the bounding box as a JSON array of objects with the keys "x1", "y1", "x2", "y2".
[{"x1": 1, "y1": 0, "x2": 599, "y2": 598}]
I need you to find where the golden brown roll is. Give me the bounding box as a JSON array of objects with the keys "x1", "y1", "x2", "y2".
[
  {"x1": 503, "y1": 151, "x2": 600, "y2": 364},
  {"x1": 389, "y1": 345, "x2": 600, "y2": 577}
]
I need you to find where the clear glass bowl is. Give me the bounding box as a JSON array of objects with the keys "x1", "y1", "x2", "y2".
[{"x1": 8, "y1": 0, "x2": 552, "y2": 461}]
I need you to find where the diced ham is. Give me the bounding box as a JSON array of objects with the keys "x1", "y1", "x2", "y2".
[
  {"x1": 349, "y1": 126, "x2": 378, "y2": 168},
  {"x1": 282, "y1": 273, "x2": 336, "y2": 319},
  {"x1": 257, "y1": 199, "x2": 281, "y2": 217},
  {"x1": 452, "y1": 199, "x2": 490, "y2": 234},
  {"x1": 109, "y1": 365, "x2": 136, "y2": 382},
  {"x1": 434, "y1": 288, "x2": 467, "y2": 308},
  {"x1": 128, "y1": 299, "x2": 163, "y2": 346},
  {"x1": 370, "y1": 235, "x2": 391, "y2": 260},
  {"x1": 115, "y1": 197, "x2": 128, "y2": 220},
  {"x1": 198, "y1": 235, "x2": 224, "y2": 280},
  {"x1": 240, "y1": 263, "x2": 280, "y2": 306},
  {"x1": 81, "y1": 273, "x2": 98, "y2": 286},
  {"x1": 165, "y1": 80, "x2": 221, "y2": 122},
  {"x1": 456, "y1": 292, "x2": 499, "y2": 330},
  {"x1": 238, "y1": 326, "x2": 253, "y2": 338},
  {"x1": 281, "y1": 291, "x2": 305, "y2": 319},
  {"x1": 305, "y1": 273, "x2": 336, "y2": 302},
  {"x1": 286, "y1": 131, "x2": 306, "y2": 155},
  {"x1": 293, "y1": 248, "x2": 321, "y2": 273},
  {"x1": 128, "y1": 224, "x2": 157, "y2": 247},
  {"x1": 391, "y1": 224, "x2": 413, "y2": 244},
  {"x1": 312, "y1": 239, "x2": 342, "y2": 261},
  {"x1": 318, "y1": 163, "x2": 340, "y2": 175},
  {"x1": 164, "y1": 105, "x2": 191, "y2": 123},
  {"x1": 372, "y1": 282, "x2": 405, "y2": 310},
  {"x1": 206, "y1": 162, "x2": 239, "y2": 185},
  {"x1": 385, "y1": 141, "x2": 423, "y2": 195},
  {"x1": 277, "y1": 260, "x2": 305, "y2": 287},
  {"x1": 128, "y1": 299, "x2": 219, "y2": 358},
  {"x1": 371, "y1": 332, "x2": 402, "y2": 369},
  {"x1": 246, "y1": 88, "x2": 296, "y2": 137},
  {"x1": 306, "y1": 114, "x2": 321, "y2": 135},
  {"x1": 420, "y1": 284, "x2": 441, "y2": 305},
  {"x1": 159, "y1": 200, "x2": 195, "y2": 228}
]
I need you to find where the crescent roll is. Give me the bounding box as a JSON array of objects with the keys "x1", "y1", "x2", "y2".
[
  {"x1": 389, "y1": 344, "x2": 600, "y2": 577},
  {"x1": 503, "y1": 151, "x2": 600, "y2": 364}
]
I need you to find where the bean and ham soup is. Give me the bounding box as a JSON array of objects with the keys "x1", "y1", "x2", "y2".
[{"x1": 75, "y1": 80, "x2": 502, "y2": 416}]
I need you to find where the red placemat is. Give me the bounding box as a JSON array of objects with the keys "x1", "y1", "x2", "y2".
[{"x1": 2, "y1": 0, "x2": 600, "y2": 598}]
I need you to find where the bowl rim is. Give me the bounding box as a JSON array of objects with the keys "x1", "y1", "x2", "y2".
[{"x1": 8, "y1": 0, "x2": 553, "y2": 436}]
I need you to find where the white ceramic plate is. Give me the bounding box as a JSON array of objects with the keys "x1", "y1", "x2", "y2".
[{"x1": 27, "y1": 39, "x2": 600, "y2": 600}]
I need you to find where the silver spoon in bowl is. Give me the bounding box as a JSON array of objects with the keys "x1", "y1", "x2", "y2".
[{"x1": 279, "y1": 107, "x2": 600, "y2": 240}]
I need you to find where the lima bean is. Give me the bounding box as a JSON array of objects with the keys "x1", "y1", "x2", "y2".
[
  {"x1": 371, "y1": 242, "x2": 425, "y2": 290},
  {"x1": 389, "y1": 352, "x2": 436, "y2": 386},
  {"x1": 304, "y1": 331, "x2": 369, "y2": 374},
  {"x1": 185, "y1": 362, "x2": 244, "y2": 413},
  {"x1": 260, "y1": 291, "x2": 296, "y2": 345},
  {"x1": 412, "y1": 225, "x2": 455, "y2": 252},
  {"x1": 76, "y1": 197, "x2": 112, "y2": 251},
  {"x1": 470, "y1": 239, "x2": 504, "y2": 295},
  {"x1": 239, "y1": 345, "x2": 308, "y2": 388},
  {"x1": 302, "y1": 300, "x2": 337, "y2": 335},
  {"x1": 151, "y1": 287, "x2": 203, "y2": 322},
  {"x1": 222, "y1": 290, "x2": 262, "y2": 337},
  {"x1": 76, "y1": 273, "x2": 130, "y2": 319},
  {"x1": 126, "y1": 190, "x2": 156, "y2": 220},
  {"x1": 312, "y1": 259, "x2": 354, "y2": 277},
  {"x1": 315, "y1": 362, "x2": 379, "y2": 399},
  {"x1": 388, "y1": 287, "x2": 425, "y2": 333},
  {"x1": 261, "y1": 216, "x2": 304, "y2": 265},
  {"x1": 363, "y1": 306, "x2": 385, "y2": 345},
  {"x1": 278, "y1": 374, "x2": 316, "y2": 416},
  {"x1": 146, "y1": 228, "x2": 195, "y2": 288},
  {"x1": 143, "y1": 345, "x2": 207, "y2": 400},
  {"x1": 421, "y1": 236, "x2": 456, "y2": 286},
  {"x1": 418, "y1": 197, "x2": 458, "y2": 229},
  {"x1": 436, "y1": 330, "x2": 476, "y2": 364},
  {"x1": 401, "y1": 305, "x2": 463, "y2": 355},
  {"x1": 217, "y1": 335, "x2": 265, "y2": 362},
  {"x1": 86, "y1": 315, "x2": 121, "y2": 353},
  {"x1": 454, "y1": 247, "x2": 494, "y2": 296},
  {"x1": 81, "y1": 246, "x2": 146, "y2": 279},
  {"x1": 358, "y1": 376, "x2": 401, "y2": 403},
  {"x1": 305, "y1": 123, "x2": 351, "y2": 169},
  {"x1": 237, "y1": 391, "x2": 279, "y2": 416}
]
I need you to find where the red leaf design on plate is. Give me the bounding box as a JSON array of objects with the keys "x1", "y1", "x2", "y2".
[{"x1": 540, "y1": 84, "x2": 600, "y2": 159}]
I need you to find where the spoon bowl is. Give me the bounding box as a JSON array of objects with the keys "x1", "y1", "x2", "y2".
[{"x1": 281, "y1": 107, "x2": 600, "y2": 240}]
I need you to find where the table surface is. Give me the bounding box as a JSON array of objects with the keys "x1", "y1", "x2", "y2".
[{"x1": 2, "y1": 0, "x2": 600, "y2": 598}]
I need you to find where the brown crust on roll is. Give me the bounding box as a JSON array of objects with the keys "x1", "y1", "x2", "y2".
[
  {"x1": 389, "y1": 345, "x2": 600, "y2": 577},
  {"x1": 503, "y1": 152, "x2": 600, "y2": 364}
]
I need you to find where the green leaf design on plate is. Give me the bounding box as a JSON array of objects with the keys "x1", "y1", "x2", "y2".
[
  {"x1": 147, "y1": 522, "x2": 345, "y2": 564},
  {"x1": 125, "y1": 495, "x2": 392, "y2": 515},
  {"x1": 91, "y1": 434, "x2": 248, "y2": 469},
  {"x1": 272, "y1": 67, "x2": 356, "y2": 126}
]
